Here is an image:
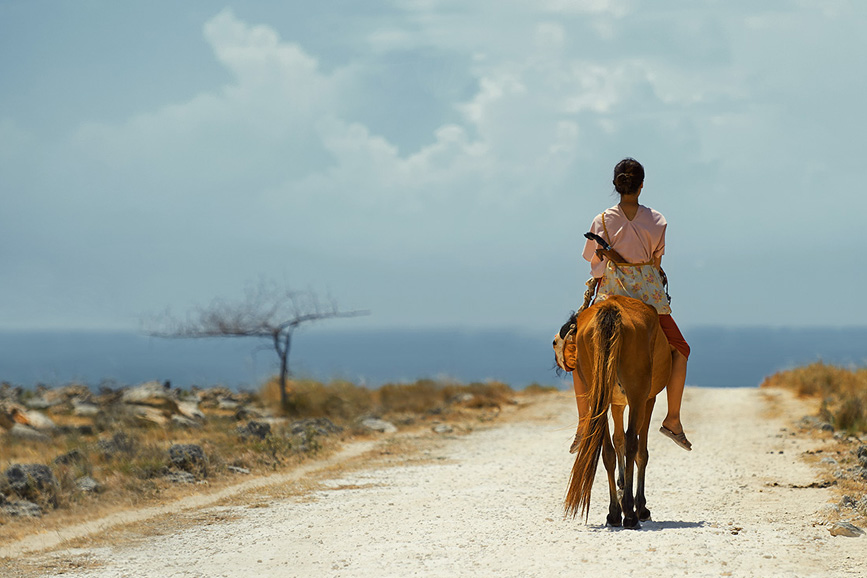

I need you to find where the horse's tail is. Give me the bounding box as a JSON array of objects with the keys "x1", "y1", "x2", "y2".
[{"x1": 564, "y1": 301, "x2": 622, "y2": 520}]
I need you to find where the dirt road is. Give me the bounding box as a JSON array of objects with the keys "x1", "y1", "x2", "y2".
[{"x1": 5, "y1": 387, "x2": 866, "y2": 577}]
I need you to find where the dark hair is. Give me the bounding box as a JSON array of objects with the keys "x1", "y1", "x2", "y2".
[{"x1": 612, "y1": 158, "x2": 644, "y2": 196}]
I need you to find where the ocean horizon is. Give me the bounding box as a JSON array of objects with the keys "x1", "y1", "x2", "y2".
[{"x1": 0, "y1": 326, "x2": 865, "y2": 392}]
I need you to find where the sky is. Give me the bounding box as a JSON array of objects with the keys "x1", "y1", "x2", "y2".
[{"x1": 2, "y1": 0, "x2": 866, "y2": 333}]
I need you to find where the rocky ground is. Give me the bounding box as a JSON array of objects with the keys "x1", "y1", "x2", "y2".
[
  {"x1": 0, "y1": 381, "x2": 356, "y2": 523},
  {"x1": 1, "y1": 386, "x2": 866, "y2": 577}
]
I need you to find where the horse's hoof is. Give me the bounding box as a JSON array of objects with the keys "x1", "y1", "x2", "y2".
[
  {"x1": 623, "y1": 516, "x2": 640, "y2": 529},
  {"x1": 606, "y1": 513, "x2": 622, "y2": 527},
  {"x1": 638, "y1": 507, "x2": 651, "y2": 521}
]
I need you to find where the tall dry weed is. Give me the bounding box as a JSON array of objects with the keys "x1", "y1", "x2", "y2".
[
  {"x1": 761, "y1": 362, "x2": 867, "y2": 433},
  {"x1": 261, "y1": 378, "x2": 376, "y2": 419},
  {"x1": 259, "y1": 377, "x2": 515, "y2": 419},
  {"x1": 376, "y1": 380, "x2": 445, "y2": 414}
]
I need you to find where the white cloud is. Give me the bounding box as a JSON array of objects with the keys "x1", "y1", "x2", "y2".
[
  {"x1": 66, "y1": 8, "x2": 354, "y2": 205},
  {"x1": 59, "y1": 7, "x2": 717, "y2": 261},
  {"x1": 260, "y1": 116, "x2": 495, "y2": 256},
  {"x1": 458, "y1": 74, "x2": 527, "y2": 125},
  {"x1": 559, "y1": 62, "x2": 635, "y2": 114},
  {"x1": 542, "y1": 0, "x2": 631, "y2": 17},
  {"x1": 5, "y1": 2, "x2": 867, "y2": 329},
  {"x1": 204, "y1": 9, "x2": 326, "y2": 98}
]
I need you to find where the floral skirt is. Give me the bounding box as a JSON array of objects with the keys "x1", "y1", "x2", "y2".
[{"x1": 596, "y1": 261, "x2": 671, "y2": 315}]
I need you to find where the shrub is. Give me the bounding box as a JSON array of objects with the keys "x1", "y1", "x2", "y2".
[
  {"x1": 761, "y1": 362, "x2": 867, "y2": 433},
  {"x1": 259, "y1": 376, "x2": 516, "y2": 420},
  {"x1": 524, "y1": 383, "x2": 558, "y2": 394},
  {"x1": 377, "y1": 380, "x2": 445, "y2": 414},
  {"x1": 260, "y1": 378, "x2": 374, "y2": 419}
]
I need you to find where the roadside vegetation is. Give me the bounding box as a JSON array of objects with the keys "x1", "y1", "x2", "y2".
[
  {"x1": 760, "y1": 361, "x2": 867, "y2": 433},
  {"x1": 263, "y1": 377, "x2": 518, "y2": 420},
  {"x1": 0, "y1": 377, "x2": 552, "y2": 543},
  {"x1": 761, "y1": 362, "x2": 867, "y2": 528}
]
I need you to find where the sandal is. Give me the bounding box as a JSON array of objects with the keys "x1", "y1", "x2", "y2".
[
  {"x1": 569, "y1": 429, "x2": 581, "y2": 454},
  {"x1": 659, "y1": 425, "x2": 692, "y2": 451}
]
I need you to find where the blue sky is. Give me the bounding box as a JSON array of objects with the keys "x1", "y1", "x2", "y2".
[{"x1": 1, "y1": 1, "x2": 865, "y2": 332}]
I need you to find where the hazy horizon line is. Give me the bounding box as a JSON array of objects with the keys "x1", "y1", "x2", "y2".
[{"x1": 3, "y1": 323, "x2": 867, "y2": 334}]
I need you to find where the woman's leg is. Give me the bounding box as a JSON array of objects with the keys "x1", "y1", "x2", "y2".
[
  {"x1": 661, "y1": 349, "x2": 687, "y2": 435},
  {"x1": 570, "y1": 369, "x2": 590, "y2": 452},
  {"x1": 572, "y1": 369, "x2": 590, "y2": 419},
  {"x1": 657, "y1": 314, "x2": 691, "y2": 449}
]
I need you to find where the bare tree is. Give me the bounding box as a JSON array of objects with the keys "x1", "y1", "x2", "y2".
[{"x1": 150, "y1": 283, "x2": 367, "y2": 409}]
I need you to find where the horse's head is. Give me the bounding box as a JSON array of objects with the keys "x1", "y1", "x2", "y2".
[{"x1": 553, "y1": 312, "x2": 578, "y2": 374}]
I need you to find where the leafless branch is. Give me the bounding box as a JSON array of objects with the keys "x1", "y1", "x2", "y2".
[
  {"x1": 146, "y1": 281, "x2": 368, "y2": 410},
  {"x1": 149, "y1": 283, "x2": 367, "y2": 339}
]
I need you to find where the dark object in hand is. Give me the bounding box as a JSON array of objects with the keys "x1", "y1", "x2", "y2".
[{"x1": 584, "y1": 232, "x2": 610, "y2": 251}]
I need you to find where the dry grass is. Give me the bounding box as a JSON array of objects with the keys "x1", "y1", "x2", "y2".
[
  {"x1": 524, "y1": 383, "x2": 559, "y2": 395},
  {"x1": 1, "y1": 378, "x2": 544, "y2": 545},
  {"x1": 260, "y1": 377, "x2": 516, "y2": 420},
  {"x1": 0, "y1": 415, "x2": 332, "y2": 543},
  {"x1": 760, "y1": 362, "x2": 867, "y2": 433},
  {"x1": 762, "y1": 362, "x2": 867, "y2": 526}
]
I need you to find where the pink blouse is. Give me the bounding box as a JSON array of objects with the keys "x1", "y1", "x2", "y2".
[{"x1": 582, "y1": 204, "x2": 667, "y2": 278}]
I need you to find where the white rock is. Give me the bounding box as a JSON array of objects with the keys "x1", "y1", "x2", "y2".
[
  {"x1": 23, "y1": 397, "x2": 50, "y2": 410},
  {"x1": 164, "y1": 471, "x2": 196, "y2": 484},
  {"x1": 129, "y1": 405, "x2": 169, "y2": 426},
  {"x1": 361, "y1": 418, "x2": 397, "y2": 433},
  {"x1": 829, "y1": 522, "x2": 864, "y2": 537},
  {"x1": 8, "y1": 423, "x2": 50, "y2": 442},
  {"x1": 75, "y1": 476, "x2": 102, "y2": 493},
  {"x1": 1, "y1": 500, "x2": 42, "y2": 518},
  {"x1": 176, "y1": 401, "x2": 205, "y2": 420},
  {"x1": 72, "y1": 401, "x2": 100, "y2": 417},
  {"x1": 22, "y1": 410, "x2": 56, "y2": 431},
  {"x1": 171, "y1": 414, "x2": 201, "y2": 428},
  {"x1": 122, "y1": 381, "x2": 178, "y2": 409}
]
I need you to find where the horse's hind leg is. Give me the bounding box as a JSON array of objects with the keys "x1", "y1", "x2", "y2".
[
  {"x1": 601, "y1": 423, "x2": 622, "y2": 527},
  {"x1": 620, "y1": 418, "x2": 641, "y2": 528},
  {"x1": 611, "y1": 403, "x2": 626, "y2": 491},
  {"x1": 621, "y1": 389, "x2": 649, "y2": 529},
  {"x1": 635, "y1": 397, "x2": 656, "y2": 522}
]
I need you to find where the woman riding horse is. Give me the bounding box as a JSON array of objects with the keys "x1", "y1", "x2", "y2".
[
  {"x1": 572, "y1": 158, "x2": 692, "y2": 453},
  {"x1": 559, "y1": 158, "x2": 693, "y2": 527}
]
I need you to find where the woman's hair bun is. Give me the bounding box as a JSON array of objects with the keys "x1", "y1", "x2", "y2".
[
  {"x1": 612, "y1": 158, "x2": 644, "y2": 195},
  {"x1": 614, "y1": 172, "x2": 636, "y2": 191}
]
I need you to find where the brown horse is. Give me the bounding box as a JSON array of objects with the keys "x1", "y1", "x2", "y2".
[{"x1": 558, "y1": 295, "x2": 671, "y2": 528}]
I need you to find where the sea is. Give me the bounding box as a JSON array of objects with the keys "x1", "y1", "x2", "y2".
[{"x1": 0, "y1": 327, "x2": 865, "y2": 392}]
